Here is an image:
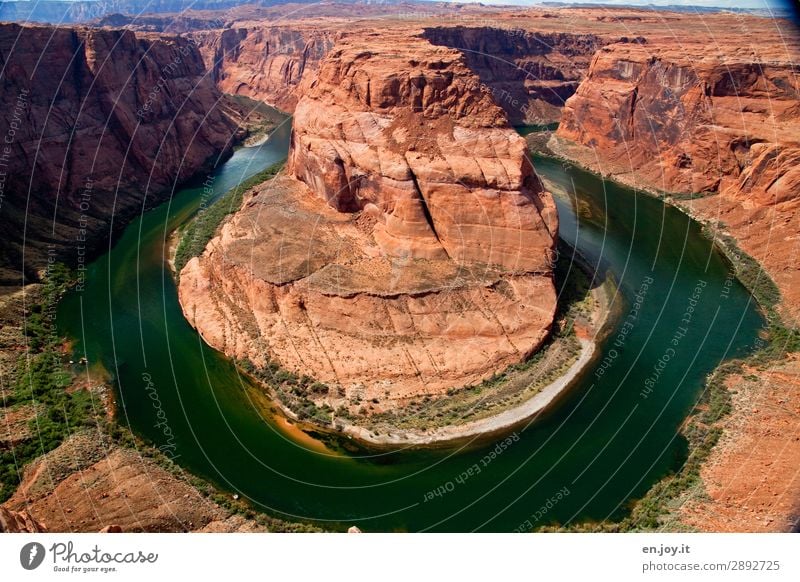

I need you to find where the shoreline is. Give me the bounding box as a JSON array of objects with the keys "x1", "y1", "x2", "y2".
[
  {"x1": 337, "y1": 337, "x2": 597, "y2": 446},
  {"x1": 230, "y1": 275, "x2": 615, "y2": 450},
  {"x1": 543, "y1": 133, "x2": 800, "y2": 533},
  {"x1": 165, "y1": 161, "x2": 616, "y2": 449},
  {"x1": 329, "y1": 272, "x2": 616, "y2": 447},
  {"x1": 543, "y1": 133, "x2": 783, "y2": 314}
]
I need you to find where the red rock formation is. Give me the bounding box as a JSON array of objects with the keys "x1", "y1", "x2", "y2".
[
  {"x1": 188, "y1": 23, "x2": 603, "y2": 124},
  {"x1": 558, "y1": 41, "x2": 800, "y2": 195},
  {"x1": 0, "y1": 23, "x2": 238, "y2": 283},
  {"x1": 191, "y1": 26, "x2": 336, "y2": 112},
  {"x1": 1, "y1": 432, "x2": 271, "y2": 533},
  {"x1": 554, "y1": 35, "x2": 800, "y2": 323},
  {"x1": 423, "y1": 26, "x2": 604, "y2": 124},
  {"x1": 179, "y1": 33, "x2": 558, "y2": 410},
  {"x1": 0, "y1": 507, "x2": 46, "y2": 532},
  {"x1": 288, "y1": 33, "x2": 557, "y2": 270}
]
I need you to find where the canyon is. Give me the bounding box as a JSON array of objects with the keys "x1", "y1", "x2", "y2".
[
  {"x1": 178, "y1": 32, "x2": 559, "y2": 410},
  {"x1": 0, "y1": 4, "x2": 797, "y2": 533},
  {"x1": 0, "y1": 23, "x2": 241, "y2": 285},
  {"x1": 554, "y1": 31, "x2": 800, "y2": 324},
  {"x1": 172, "y1": 7, "x2": 800, "y2": 531}
]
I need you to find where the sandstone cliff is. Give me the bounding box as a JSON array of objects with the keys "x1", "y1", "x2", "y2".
[
  {"x1": 188, "y1": 23, "x2": 604, "y2": 123},
  {"x1": 0, "y1": 23, "x2": 239, "y2": 284},
  {"x1": 190, "y1": 26, "x2": 337, "y2": 111},
  {"x1": 423, "y1": 26, "x2": 604, "y2": 125},
  {"x1": 554, "y1": 35, "x2": 800, "y2": 322},
  {"x1": 179, "y1": 33, "x2": 558, "y2": 411},
  {"x1": 1, "y1": 430, "x2": 301, "y2": 532},
  {"x1": 0, "y1": 506, "x2": 46, "y2": 532}
]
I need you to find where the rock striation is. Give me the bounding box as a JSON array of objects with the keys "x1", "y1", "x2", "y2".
[
  {"x1": 179, "y1": 33, "x2": 558, "y2": 410},
  {"x1": 191, "y1": 26, "x2": 337, "y2": 112},
  {"x1": 423, "y1": 26, "x2": 604, "y2": 125},
  {"x1": 554, "y1": 35, "x2": 800, "y2": 322},
  {"x1": 557, "y1": 41, "x2": 800, "y2": 197},
  {"x1": 0, "y1": 23, "x2": 239, "y2": 284}
]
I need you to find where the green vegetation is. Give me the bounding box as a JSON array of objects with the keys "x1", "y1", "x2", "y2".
[
  {"x1": 543, "y1": 238, "x2": 797, "y2": 532},
  {"x1": 173, "y1": 160, "x2": 285, "y2": 273},
  {"x1": 227, "y1": 94, "x2": 287, "y2": 143},
  {"x1": 619, "y1": 360, "x2": 738, "y2": 531},
  {"x1": 239, "y1": 359, "x2": 335, "y2": 426},
  {"x1": 226, "y1": 240, "x2": 603, "y2": 437},
  {"x1": 514, "y1": 123, "x2": 560, "y2": 136},
  {"x1": 709, "y1": 228, "x2": 782, "y2": 311},
  {"x1": 0, "y1": 260, "x2": 322, "y2": 529},
  {"x1": 0, "y1": 264, "x2": 97, "y2": 501}
]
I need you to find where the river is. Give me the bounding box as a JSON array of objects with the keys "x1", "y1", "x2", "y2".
[{"x1": 57, "y1": 121, "x2": 764, "y2": 532}]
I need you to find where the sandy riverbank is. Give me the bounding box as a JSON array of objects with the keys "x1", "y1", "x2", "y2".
[
  {"x1": 168, "y1": 208, "x2": 615, "y2": 449},
  {"x1": 330, "y1": 275, "x2": 615, "y2": 447},
  {"x1": 338, "y1": 337, "x2": 597, "y2": 446}
]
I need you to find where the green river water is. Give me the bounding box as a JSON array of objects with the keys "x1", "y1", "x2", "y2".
[{"x1": 57, "y1": 122, "x2": 764, "y2": 531}]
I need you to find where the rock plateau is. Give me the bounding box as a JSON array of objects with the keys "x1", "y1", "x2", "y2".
[{"x1": 179, "y1": 33, "x2": 559, "y2": 410}]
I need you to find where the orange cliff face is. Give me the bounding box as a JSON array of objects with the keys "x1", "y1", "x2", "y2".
[
  {"x1": 191, "y1": 26, "x2": 337, "y2": 112},
  {"x1": 0, "y1": 23, "x2": 239, "y2": 284},
  {"x1": 288, "y1": 34, "x2": 558, "y2": 270},
  {"x1": 554, "y1": 33, "x2": 800, "y2": 324},
  {"x1": 178, "y1": 33, "x2": 559, "y2": 412},
  {"x1": 421, "y1": 26, "x2": 604, "y2": 125}
]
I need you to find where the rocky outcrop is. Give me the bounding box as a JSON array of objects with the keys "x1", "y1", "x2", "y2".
[
  {"x1": 190, "y1": 26, "x2": 337, "y2": 111},
  {"x1": 557, "y1": 41, "x2": 800, "y2": 196},
  {"x1": 287, "y1": 34, "x2": 558, "y2": 270},
  {"x1": 554, "y1": 36, "x2": 800, "y2": 323},
  {"x1": 0, "y1": 507, "x2": 46, "y2": 532},
  {"x1": 680, "y1": 354, "x2": 800, "y2": 532},
  {"x1": 1, "y1": 431, "x2": 275, "y2": 532},
  {"x1": 179, "y1": 33, "x2": 558, "y2": 411},
  {"x1": 423, "y1": 26, "x2": 604, "y2": 124},
  {"x1": 189, "y1": 24, "x2": 603, "y2": 123},
  {"x1": 0, "y1": 23, "x2": 239, "y2": 284}
]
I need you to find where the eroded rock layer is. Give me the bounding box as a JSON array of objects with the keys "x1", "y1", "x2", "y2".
[
  {"x1": 423, "y1": 26, "x2": 604, "y2": 124},
  {"x1": 191, "y1": 26, "x2": 337, "y2": 111},
  {"x1": 554, "y1": 35, "x2": 800, "y2": 322},
  {"x1": 179, "y1": 33, "x2": 558, "y2": 407},
  {"x1": 0, "y1": 23, "x2": 239, "y2": 283}
]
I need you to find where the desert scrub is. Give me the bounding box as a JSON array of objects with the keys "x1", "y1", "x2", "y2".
[
  {"x1": 0, "y1": 264, "x2": 97, "y2": 501},
  {"x1": 239, "y1": 359, "x2": 335, "y2": 426},
  {"x1": 542, "y1": 266, "x2": 795, "y2": 533},
  {"x1": 705, "y1": 227, "x2": 781, "y2": 312},
  {"x1": 174, "y1": 160, "x2": 285, "y2": 273}
]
